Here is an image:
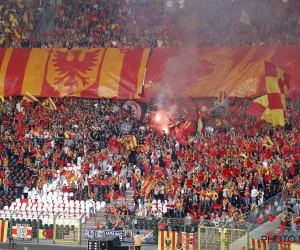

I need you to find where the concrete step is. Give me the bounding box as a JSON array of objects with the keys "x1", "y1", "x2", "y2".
[{"x1": 80, "y1": 188, "x2": 134, "y2": 244}]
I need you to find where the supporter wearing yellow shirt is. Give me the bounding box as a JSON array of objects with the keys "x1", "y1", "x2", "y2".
[{"x1": 134, "y1": 231, "x2": 142, "y2": 250}]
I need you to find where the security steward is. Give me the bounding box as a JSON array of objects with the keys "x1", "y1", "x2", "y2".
[{"x1": 134, "y1": 231, "x2": 142, "y2": 250}]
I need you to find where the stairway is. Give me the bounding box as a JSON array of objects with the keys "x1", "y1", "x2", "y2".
[
  {"x1": 80, "y1": 188, "x2": 135, "y2": 245},
  {"x1": 33, "y1": 0, "x2": 58, "y2": 42}
]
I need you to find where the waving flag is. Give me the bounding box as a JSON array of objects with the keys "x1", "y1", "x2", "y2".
[
  {"x1": 141, "y1": 175, "x2": 155, "y2": 194},
  {"x1": 123, "y1": 135, "x2": 137, "y2": 149},
  {"x1": 41, "y1": 97, "x2": 57, "y2": 111},
  {"x1": 247, "y1": 62, "x2": 291, "y2": 127},
  {"x1": 262, "y1": 136, "x2": 274, "y2": 148},
  {"x1": 22, "y1": 91, "x2": 38, "y2": 103},
  {"x1": 122, "y1": 100, "x2": 148, "y2": 123},
  {"x1": 265, "y1": 61, "x2": 291, "y2": 126},
  {"x1": 240, "y1": 11, "x2": 251, "y2": 26}
]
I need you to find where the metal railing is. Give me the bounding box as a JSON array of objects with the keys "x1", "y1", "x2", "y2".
[{"x1": 225, "y1": 188, "x2": 292, "y2": 231}]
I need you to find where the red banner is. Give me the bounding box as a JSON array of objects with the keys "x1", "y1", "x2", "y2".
[
  {"x1": 0, "y1": 48, "x2": 149, "y2": 99},
  {"x1": 144, "y1": 45, "x2": 300, "y2": 98}
]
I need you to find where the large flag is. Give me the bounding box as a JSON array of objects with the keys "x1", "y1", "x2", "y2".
[
  {"x1": 246, "y1": 62, "x2": 291, "y2": 127},
  {"x1": 141, "y1": 175, "x2": 155, "y2": 194},
  {"x1": 178, "y1": 232, "x2": 197, "y2": 250},
  {"x1": 122, "y1": 100, "x2": 148, "y2": 123},
  {"x1": 123, "y1": 135, "x2": 137, "y2": 149},
  {"x1": 207, "y1": 98, "x2": 230, "y2": 118},
  {"x1": 0, "y1": 220, "x2": 8, "y2": 242},
  {"x1": 246, "y1": 95, "x2": 271, "y2": 123},
  {"x1": 265, "y1": 61, "x2": 291, "y2": 126},
  {"x1": 22, "y1": 91, "x2": 38, "y2": 103},
  {"x1": 0, "y1": 48, "x2": 149, "y2": 99},
  {"x1": 41, "y1": 97, "x2": 57, "y2": 111},
  {"x1": 158, "y1": 231, "x2": 178, "y2": 250}
]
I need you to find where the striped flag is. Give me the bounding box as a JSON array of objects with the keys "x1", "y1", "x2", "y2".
[
  {"x1": 218, "y1": 91, "x2": 227, "y2": 103},
  {"x1": 22, "y1": 91, "x2": 38, "y2": 103},
  {"x1": 246, "y1": 62, "x2": 291, "y2": 127},
  {"x1": 158, "y1": 231, "x2": 178, "y2": 250},
  {"x1": 0, "y1": 48, "x2": 149, "y2": 99},
  {"x1": 123, "y1": 135, "x2": 137, "y2": 150},
  {"x1": 41, "y1": 97, "x2": 57, "y2": 111},
  {"x1": 178, "y1": 232, "x2": 197, "y2": 250},
  {"x1": 132, "y1": 173, "x2": 142, "y2": 180},
  {"x1": 141, "y1": 175, "x2": 155, "y2": 194},
  {"x1": 12, "y1": 226, "x2": 32, "y2": 239},
  {"x1": 0, "y1": 220, "x2": 8, "y2": 242},
  {"x1": 250, "y1": 239, "x2": 268, "y2": 250}
]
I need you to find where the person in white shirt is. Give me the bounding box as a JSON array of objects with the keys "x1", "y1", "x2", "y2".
[
  {"x1": 106, "y1": 164, "x2": 112, "y2": 176},
  {"x1": 88, "y1": 198, "x2": 95, "y2": 217},
  {"x1": 257, "y1": 188, "x2": 264, "y2": 205},
  {"x1": 251, "y1": 186, "x2": 258, "y2": 204}
]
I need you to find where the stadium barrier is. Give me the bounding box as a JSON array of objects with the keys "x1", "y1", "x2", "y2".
[
  {"x1": 53, "y1": 212, "x2": 85, "y2": 245},
  {"x1": 198, "y1": 226, "x2": 248, "y2": 250}
]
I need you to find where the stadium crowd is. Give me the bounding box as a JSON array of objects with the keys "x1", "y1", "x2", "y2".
[
  {"x1": 2, "y1": 0, "x2": 300, "y2": 48},
  {"x1": 0, "y1": 0, "x2": 299, "y2": 233},
  {"x1": 0, "y1": 95, "x2": 299, "y2": 229}
]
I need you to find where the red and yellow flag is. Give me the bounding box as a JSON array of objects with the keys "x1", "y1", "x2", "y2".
[
  {"x1": 0, "y1": 220, "x2": 8, "y2": 242},
  {"x1": 247, "y1": 61, "x2": 291, "y2": 127},
  {"x1": 158, "y1": 231, "x2": 178, "y2": 250},
  {"x1": 12, "y1": 226, "x2": 32, "y2": 239},
  {"x1": 41, "y1": 97, "x2": 56, "y2": 110},
  {"x1": 178, "y1": 232, "x2": 197, "y2": 250},
  {"x1": 141, "y1": 175, "x2": 155, "y2": 194},
  {"x1": 217, "y1": 91, "x2": 227, "y2": 103},
  {"x1": 265, "y1": 61, "x2": 290, "y2": 126},
  {"x1": 0, "y1": 48, "x2": 149, "y2": 99},
  {"x1": 22, "y1": 91, "x2": 38, "y2": 103},
  {"x1": 250, "y1": 239, "x2": 268, "y2": 250},
  {"x1": 123, "y1": 135, "x2": 137, "y2": 150}
]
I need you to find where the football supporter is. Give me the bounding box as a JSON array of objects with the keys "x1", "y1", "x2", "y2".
[{"x1": 0, "y1": 95, "x2": 299, "y2": 229}]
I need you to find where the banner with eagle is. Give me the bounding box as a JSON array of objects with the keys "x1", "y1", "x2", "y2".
[
  {"x1": 144, "y1": 46, "x2": 300, "y2": 99},
  {"x1": 158, "y1": 231, "x2": 178, "y2": 250},
  {"x1": 0, "y1": 48, "x2": 149, "y2": 99}
]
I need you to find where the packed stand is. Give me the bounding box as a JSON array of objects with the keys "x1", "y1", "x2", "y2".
[
  {"x1": 0, "y1": 96, "x2": 300, "y2": 230},
  {"x1": 0, "y1": 0, "x2": 50, "y2": 48},
  {"x1": 44, "y1": 0, "x2": 300, "y2": 49}
]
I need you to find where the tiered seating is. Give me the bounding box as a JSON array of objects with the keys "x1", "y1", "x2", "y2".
[
  {"x1": 3, "y1": 190, "x2": 105, "y2": 228},
  {"x1": 150, "y1": 200, "x2": 168, "y2": 213}
]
